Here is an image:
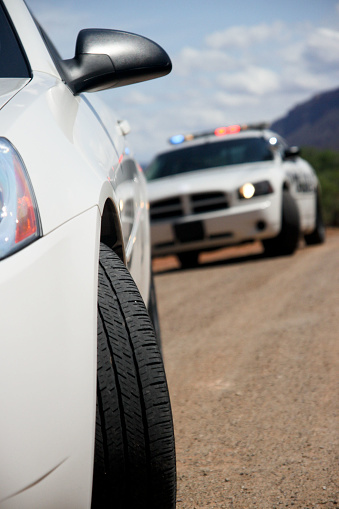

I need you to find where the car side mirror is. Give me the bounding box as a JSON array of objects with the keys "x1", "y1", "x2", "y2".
[
  {"x1": 61, "y1": 29, "x2": 172, "y2": 95},
  {"x1": 284, "y1": 146, "x2": 300, "y2": 159}
]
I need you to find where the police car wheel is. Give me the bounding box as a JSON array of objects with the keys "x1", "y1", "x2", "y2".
[
  {"x1": 263, "y1": 191, "x2": 300, "y2": 257},
  {"x1": 304, "y1": 192, "x2": 325, "y2": 245},
  {"x1": 92, "y1": 244, "x2": 176, "y2": 509},
  {"x1": 177, "y1": 251, "x2": 199, "y2": 268}
]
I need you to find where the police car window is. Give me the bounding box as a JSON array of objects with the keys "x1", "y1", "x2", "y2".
[
  {"x1": 146, "y1": 137, "x2": 273, "y2": 181},
  {"x1": 0, "y1": 3, "x2": 30, "y2": 78}
]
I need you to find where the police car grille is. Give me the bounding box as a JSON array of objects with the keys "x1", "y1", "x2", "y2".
[
  {"x1": 150, "y1": 192, "x2": 228, "y2": 221},
  {"x1": 191, "y1": 192, "x2": 229, "y2": 213},
  {"x1": 150, "y1": 197, "x2": 183, "y2": 220}
]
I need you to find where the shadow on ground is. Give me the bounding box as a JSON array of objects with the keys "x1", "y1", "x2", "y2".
[{"x1": 151, "y1": 242, "x2": 278, "y2": 275}]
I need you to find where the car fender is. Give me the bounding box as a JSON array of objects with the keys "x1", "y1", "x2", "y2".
[{"x1": 0, "y1": 74, "x2": 121, "y2": 233}]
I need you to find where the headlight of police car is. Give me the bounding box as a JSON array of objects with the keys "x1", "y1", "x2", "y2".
[
  {"x1": 0, "y1": 138, "x2": 41, "y2": 260},
  {"x1": 238, "y1": 180, "x2": 274, "y2": 199}
]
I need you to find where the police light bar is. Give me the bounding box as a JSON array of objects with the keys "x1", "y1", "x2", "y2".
[
  {"x1": 168, "y1": 122, "x2": 269, "y2": 145},
  {"x1": 214, "y1": 125, "x2": 241, "y2": 136}
]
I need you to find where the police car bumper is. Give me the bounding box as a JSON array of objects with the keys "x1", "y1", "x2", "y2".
[{"x1": 151, "y1": 197, "x2": 281, "y2": 256}]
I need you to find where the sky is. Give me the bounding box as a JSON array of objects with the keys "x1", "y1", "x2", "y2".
[{"x1": 26, "y1": 0, "x2": 339, "y2": 163}]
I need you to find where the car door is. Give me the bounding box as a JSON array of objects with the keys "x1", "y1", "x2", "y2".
[
  {"x1": 114, "y1": 128, "x2": 150, "y2": 300},
  {"x1": 283, "y1": 156, "x2": 316, "y2": 231},
  {"x1": 276, "y1": 136, "x2": 316, "y2": 231}
]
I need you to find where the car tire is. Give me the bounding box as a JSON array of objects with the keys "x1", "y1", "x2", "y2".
[
  {"x1": 91, "y1": 243, "x2": 176, "y2": 509},
  {"x1": 262, "y1": 191, "x2": 300, "y2": 257},
  {"x1": 177, "y1": 250, "x2": 199, "y2": 269},
  {"x1": 147, "y1": 270, "x2": 163, "y2": 355},
  {"x1": 304, "y1": 191, "x2": 326, "y2": 245}
]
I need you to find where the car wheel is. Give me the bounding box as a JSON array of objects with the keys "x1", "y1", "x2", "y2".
[
  {"x1": 92, "y1": 243, "x2": 176, "y2": 509},
  {"x1": 177, "y1": 250, "x2": 199, "y2": 268},
  {"x1": 147, "y1": 270, "x2": 163, "y2": 355},
  {"x1": 262, "y1": 191, "x2": 300, "y2": 256},
  {"x1": 304, "y1": 192, "x2": 326, "y2": 245}
]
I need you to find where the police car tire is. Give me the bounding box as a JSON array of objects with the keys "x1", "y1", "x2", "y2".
[
  {"x1": 177, "y1": 251, "x2": 199, "y2": 268},
  {"x1": 263, "y1": 191, "x2": 300, "y2": 256},
  {"x1": 92, "y1": 244, "x2": 176, "y2": 509},
  {"x1": 304, "y1": 192, "x2": 325, "y2": 245}
]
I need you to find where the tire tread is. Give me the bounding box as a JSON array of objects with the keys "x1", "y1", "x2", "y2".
[{"x1": 92, "y1": 244, "x2": 176, "y2": 509}]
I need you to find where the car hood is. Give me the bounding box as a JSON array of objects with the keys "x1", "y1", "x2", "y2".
[
  {"x1": 147, "y1": 160, "x2": 278, "y2": 200},
  {"x1": 0, "y1": 78, "x2": 31, "y2": 110}
]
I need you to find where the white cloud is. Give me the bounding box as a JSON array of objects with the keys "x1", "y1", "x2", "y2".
[
  {"x1": 282, "y1": 73, "x2": 335, "y2": 94},
  {"x1": 214, "y1": 91, "x2": 258, "y2": 107},
  {"x1": 277, "y1": 25, "x2": 339, "y2": 96},
  {"x1": 217, "y1": 66, "x2": 280, "y2": 96},
  {"x1": 121, "y1": 91, "x2": 154, "y2": 106},
  {"x1": 303, "y1": 28, "x2": 339, "y2": 71},
  {"x1": 174, "y1": 47, "x2": 235, "y2": 76},
  {"x1": 126, "y1": 19, "x2": 339, "y2": 161},
  {"x1": 280, "y1": 40, "x2": 306, "y2": 65},
  {"x1": 205, "y1": 22, "x2": 287, "y2": 49}
]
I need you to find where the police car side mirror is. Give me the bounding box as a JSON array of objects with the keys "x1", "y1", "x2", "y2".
[
  {"x1": 284, "y1": 146, "x2": 300, "y2": 159},
  {"x1": 62, "y1": 29, "x2": 172, "y2": 95}
]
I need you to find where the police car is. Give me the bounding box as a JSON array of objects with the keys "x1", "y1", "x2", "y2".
[{"x1": 146, "y1": 124, "x2": 325, "y2": 267}]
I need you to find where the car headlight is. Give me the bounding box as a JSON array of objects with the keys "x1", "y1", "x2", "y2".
[
  {"x1": 238, "y1": 180, "x2": 274, "y2": 199},
  {"x1": 0, "y1": 138, "x2": 41, "y2": 260}
]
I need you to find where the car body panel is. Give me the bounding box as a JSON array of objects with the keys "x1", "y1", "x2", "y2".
[
  {"x1": 0, "y1": 70, "x2": 150, "y2": 301},
  {"x1": 1, "y1": 74, "x2": 110, "y2": 231},
  {"x1": 0, "y1": 78, "x2": 31, "y2": 109},
  {"x1": 283, "y1": 158, "x2": 317, "y2": 231},
  {"x1": 0, "y1": 207, "x2": 100, "y2": 508}
]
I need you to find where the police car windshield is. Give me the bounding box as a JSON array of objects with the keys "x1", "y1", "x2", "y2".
[{"x1": 146, "y1": 136, "x2": 273, "y2": 181}]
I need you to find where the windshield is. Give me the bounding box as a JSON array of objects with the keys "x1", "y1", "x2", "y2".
[
  {"x1": 146, "y1": 136, "x2": 273, "y2": 181},
  {"x1": 0, "y1": 3, "x2": 31, "y2": 78}
]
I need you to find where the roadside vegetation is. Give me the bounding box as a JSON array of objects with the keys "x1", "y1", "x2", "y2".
[{"x1": 301, "y1": 147, "x2": 339, "y2": 226}]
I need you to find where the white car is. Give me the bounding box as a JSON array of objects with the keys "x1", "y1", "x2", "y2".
[
  {"x1": 146, "y1": 124, "x2": 325, "y2": 267},
  {"x1": 0, "y1": 1, "x2": 176, "y2": 508}
]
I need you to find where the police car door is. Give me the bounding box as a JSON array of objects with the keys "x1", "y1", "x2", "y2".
[{"x1": 283, "y1": 147, "x2": 317, "y2": 231}]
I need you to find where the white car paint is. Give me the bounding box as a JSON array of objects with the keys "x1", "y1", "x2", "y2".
[
  {"x1": 0, "y1": 0, "x2": 169, "y2": 506},
  {"x1": 0, "y1": 208, "x2": 100, "y2": 508}
]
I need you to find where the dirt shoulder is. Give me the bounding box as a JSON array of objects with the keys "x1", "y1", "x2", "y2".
[{"x1": 154, "y1": 230, "x2": 339, "y2": 509}]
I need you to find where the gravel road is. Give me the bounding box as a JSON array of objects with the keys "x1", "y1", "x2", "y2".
[{"x1": 153, "y1": 230, "x2": 339, "y2": 509}]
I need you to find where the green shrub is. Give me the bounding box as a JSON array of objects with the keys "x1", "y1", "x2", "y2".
[{"x1": 300, "y1": 147, "x2": 339, "y2": 226}]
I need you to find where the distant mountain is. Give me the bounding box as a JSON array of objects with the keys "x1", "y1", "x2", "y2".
[{"x1": 271, "y1": 87, "x2": 339, "y2": 151}]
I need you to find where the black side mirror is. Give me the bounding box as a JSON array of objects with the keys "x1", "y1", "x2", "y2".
[
  {"x1": 284, "y1": 146, "x2": 300, "y2": 159},
  {"x1": 62, "y1": 29, "x2": 172, "y2": 95}
]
